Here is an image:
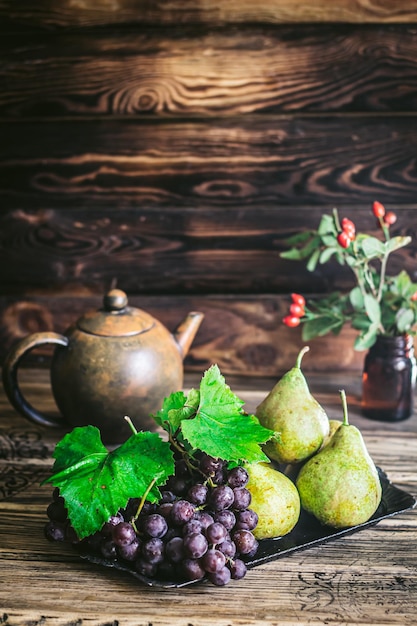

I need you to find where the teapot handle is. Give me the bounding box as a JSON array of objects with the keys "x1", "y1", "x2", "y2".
[{"x1": 2, "y1": 332, "x2": 69, "y2": 428}]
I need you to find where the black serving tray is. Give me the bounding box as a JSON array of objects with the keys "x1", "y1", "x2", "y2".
[{"x1": 79, "y1": 468, "x2": 416, "y2": 588}]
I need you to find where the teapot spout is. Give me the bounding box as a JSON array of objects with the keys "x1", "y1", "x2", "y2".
[{"x1": 174, "y1": 311, "x2": 204, "y2": 358}]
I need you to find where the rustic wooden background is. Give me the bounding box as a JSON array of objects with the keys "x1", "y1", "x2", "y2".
[{"x1": 1, "y1": 0, "x2": 417, "y2": 377}]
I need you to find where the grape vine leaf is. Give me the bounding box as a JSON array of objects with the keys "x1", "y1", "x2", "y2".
[
  {"x1": 180, "y1": 365, "x2": 274, "y2": 463},
  {"x1": 43, "y1": 426, "x2": 174, "y2": 539}
]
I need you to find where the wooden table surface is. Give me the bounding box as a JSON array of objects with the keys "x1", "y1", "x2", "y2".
[{"x1": 1, "y1": 369, "x2": 416, "y2": 626}]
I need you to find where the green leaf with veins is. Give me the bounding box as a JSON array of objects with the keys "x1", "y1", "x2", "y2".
[
  {"x1": 43, "y1": 426, "x2": 174, "y2": 539},
  {"x1": 180, "y1": 365, "x2": 274, "y2": 463}
]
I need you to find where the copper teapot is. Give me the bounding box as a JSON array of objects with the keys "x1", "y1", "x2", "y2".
[{"x1": 2, "y1": 289, "x2": 204, "y2": 443}]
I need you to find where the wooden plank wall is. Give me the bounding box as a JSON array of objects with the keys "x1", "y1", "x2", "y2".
[{"x1": 1, "y1": 1, "x2": 417, "y2": 377}]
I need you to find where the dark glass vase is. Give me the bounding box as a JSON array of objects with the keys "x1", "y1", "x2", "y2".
[{"x1": 361, "y1": 335, "x2": 416, "y2": 421}]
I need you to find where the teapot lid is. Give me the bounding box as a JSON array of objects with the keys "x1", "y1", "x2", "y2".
[{"x1": 77, "y1": 289, "x2": 155, "y2": 337}]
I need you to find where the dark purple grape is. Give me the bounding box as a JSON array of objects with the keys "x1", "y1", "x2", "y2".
[
  {"x1": 227, "y1": 466, "x2": 249, "y2": 488},
  {"x1": 187, "y1": 483, "x2": 208, "y2": 506},
  {"x1": 183, "y1": 532, "x2": 208, "y2": 559},
  {"x1": 182, "y1": 558, "x2": 206, "y2": 581},
  {"x1": 201, "y1": 548, "x2": 226, "y2": 573},
  {"x1": 170, "y1": 499, "x2": 195, "y2": 525},
  {"x1": 142, "y1": 513, "x2": 168, "y2": 539},
  {"x1": 175, "y1": 458, "x2": 189, "y2": 477},
  {"x1": 165, "y1": 475, "x2": 189, "y2": 496},
  {"x1": 65, "y1": 524, "x2": 79, "y2": 544},
  {"x1": 209, "y1": 485, "x2": 234, "y2": 511},
  {"x1": 165, "y1": 536, "x2": 185, "y2": 563},
  {"x1": 208, "y1": 566, "x2": 231, "y2": 586},
  {"x1": 194, "y1": 511, "x2": 214, "y2": 530},
  {"x1": 47, "y1": 500, "x2": 67, "y2": 523},
  {"x1": 233, "y1": 529, "x2": 257, "y2": 555},
  {"x1": 160, "y1": 490, "x2": 176, "y2": 503},
  {"x1": 135, "y1": 558, "x2": 157, "y2": 577},
  {"x1": 101, "y1": 513, "x2": 123, "y2": 537},
  {"x1": 243, "y1": 539, "x2": 259, "y2": 559},
  {"x1": 141, "y1": 537, "x2": 165, "y2": 565},
  {"x1": 157, "y1": 502, "x2": 174, "y2": 519},
  {"x1": 232, "y1": 487, "x2": 252, "y2": 511},
  {"x1": 112, "y1": 522, "x2": 136, "y2": 547},
  {"x1": 100, "y1": 538, "x2": 117, "y2": 559},
  {"x1": 157, "y1": 560, "x2": 176, "y2": 580},
  {"x1": 44, "y1": 521, "x2": 66, "y2": 542},
  {"x1": 206, "y1": 522, "x2": 228, "y2": 545},
  {"x1": 218, "y1": 539, "x2": 236, "y2": 558},
  {"x1": 213, "y1": 509, "x2": 236, "y2": 531},
  {"x1": 182, "y1": 518, "x2": 203, "y2": 536},
  {"x1": 235, "y1": 509, "x2": 258, "y2": 531},
  {"x1": 230, "y1": 558, "x2": 247, "y2": 580},
  {"x1": 117, "y1": 537, "x2": 141, "y2": 562},
  {"x1": 199, "y1": 453, "x2": 222, "y2": 477}
]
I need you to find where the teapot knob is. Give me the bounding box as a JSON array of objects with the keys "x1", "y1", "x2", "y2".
[{"x1": 103, "y1": 289, "x2": 128, "y2": 311}]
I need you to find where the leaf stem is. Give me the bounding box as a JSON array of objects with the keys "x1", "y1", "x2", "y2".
[
  {"x1": 124, "y1": 416, "x2": 138, "y2": 436},
  {"x1": 132, "y1": 478, "x2": 157, "y2": 529}
]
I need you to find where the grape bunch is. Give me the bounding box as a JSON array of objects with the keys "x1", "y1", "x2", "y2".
[{"x1": 45, "y1": 453, "x2": 259, "y2": 586}]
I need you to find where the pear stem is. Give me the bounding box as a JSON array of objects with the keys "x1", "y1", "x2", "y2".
[
  {"x1": 339, "y1": 389, "x2": 349, "y2": 426},
  {"x1": 296, "y1": 346, "x2": 310, "y2": 369}
]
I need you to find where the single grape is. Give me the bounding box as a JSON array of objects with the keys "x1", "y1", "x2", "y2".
[
  {"x1": 232, "y1": 487, "x2": 252, "y2": 511},
  {"x1": 201, "y1": 548, "x2": 226, "y2": 573},
  {"x1": 141, "y1": 537, "x2": 165, "y2": 565},
  {"x1": 44, "y1": 521, "x2": 66, "y2": 542},
  {"x1": 117, "y1": 537, "x2": 141, "y2": 562},
  {"x1": 187, "y1": 483, "x2": 208, "y2": 506},
  {"x1": 165, "y1": 536, "x2": 185, "y2": 563},
  {"x1": 206, "y1": 522, "x2": 228, "y2": 546},
  {"x1": 101, "y1": 513, "x2": 123, "y2": 537},
  {"x1": 199, "y1": 453, "x2": 222, "y2": 477},
  {"x1": 209, "y1": 485, "x2": 234, "y2": 511},
  {"x1": 208, "y1": 566, "x2": 231, "y2": 586},
  {"x1": 157, "y1": 502, "x2": 174, "y2": 519},
  {"x1": 112, "y1": 521, "x2": 136, "y2": 547},
  {"x1": 157, "y1": 559, "x2": 176, "y2": 580},
  {"x1": 100, "y1": 538, "x2": 117, "y2": 559},
  {"x1": 46, "y1": 500, "x2": 68, "y2": 523},
  {"x1": 218, "y1": 539, "x2": 236, "y2": 558},
  {"x1": 183, "y1": 532, "x2": 208, "y2": 559},
  {"x1": 227, "y1": 466, "x2": 249, "y2": 488},
  {"x1": 135, "y1": 558, "x2": 157, "y2": 578},
  {"x1": 160, "y1": 490, "x2": 176, "y2": 504},
  {"x1": 182, "y1": 558, "x2": 206, "y2": 581},
  {"x1": 213, "y1": 509, "x2": 236, "y2": 531},
  {"x1": 194, "y1": 511, "x2": 214, "y2": 530},
  {"x1": 182, "y1": 518, "x2": 203, "y2": 536},
  {"x1": 235, "y1": 509, "x2": 258, "y2": 531},
  {"x1": 170, "y1": 499, "x2": 195, "y2": 525},
  {"x1": 230, "y1": 558, "x2": 247, "y2": 580},
  {"x1": 233, "y1": 529, "x2": 257, "y2": 555},
  {"x1": 142, "y1": 513, "x2": 168, "y2": 539},
  {"x1": 165, "y1": 475, "x2": 189, "y2": 496}
]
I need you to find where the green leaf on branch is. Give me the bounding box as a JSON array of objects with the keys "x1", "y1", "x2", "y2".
[
  {"x1": 43, "y1": 426, "x2": 174, "y2": 539},
  {"x1": 180, "y1": 365, "x2": 274, "y2": 464},
  {"x1": 354, "y1": 324, "x2": 379, "y2": 350},
  {"x1": 360, "y1": 236, "x2": 385, "y2": 259},
  {"x1": 364, "y1": 294, "x2": 381, "y2": 325},
  {"x1": 396, "y1": 308, "x2": 416, "y2": 333},
  {"x1": 385, "y1": 236, "x2": 412, "y2": 255},
  {"x1": 301, "y1": 316, "x2": 344, "y2": 340}
]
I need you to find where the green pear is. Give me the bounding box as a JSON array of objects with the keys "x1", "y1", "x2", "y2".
[
  {"x1": 246, "y1": 462, "x2": 300, "y2": 539},
  {"x1": 256, "y1": 346, "x2": 330, "y2": 465},
  {"x1": 296, "y1": 390, "x2": 382, "y2": 528}
]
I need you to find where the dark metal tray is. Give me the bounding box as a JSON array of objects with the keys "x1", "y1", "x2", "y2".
[{"x1": 79, "y1": 468, "x2": 416, "y2": 588}]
